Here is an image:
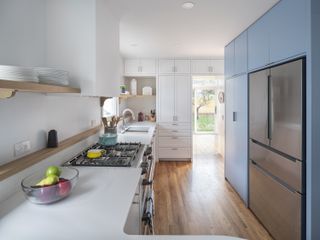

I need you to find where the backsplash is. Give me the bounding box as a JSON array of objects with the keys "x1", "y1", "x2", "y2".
[{"x1": 0, "y1": 92, "x2": 100, "y2": 165}]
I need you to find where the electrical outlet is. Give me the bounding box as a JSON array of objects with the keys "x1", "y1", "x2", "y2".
[{"x1": 14, "y1": 140, "x2": 31, "y2": 157}]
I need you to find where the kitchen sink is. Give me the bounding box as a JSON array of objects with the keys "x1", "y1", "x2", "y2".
[
  {"x1": 126, "y1": 126, "x2": 149, "y2": 132},
  {"x1": 121, "y1": 126, "x2": 150, "y2": 134}
]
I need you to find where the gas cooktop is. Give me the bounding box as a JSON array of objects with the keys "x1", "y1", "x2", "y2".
[{"x1": 63, "y1": 143, "x2": 141, "y2": 167}]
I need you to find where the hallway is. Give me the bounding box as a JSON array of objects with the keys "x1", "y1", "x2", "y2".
[{"x1": 154, "y1": 135, "x2": 273, "y2": 239}]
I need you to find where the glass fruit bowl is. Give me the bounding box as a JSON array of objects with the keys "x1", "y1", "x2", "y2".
[{"x1": 21, "y1": 167, "x2": 79, "y2": 204}]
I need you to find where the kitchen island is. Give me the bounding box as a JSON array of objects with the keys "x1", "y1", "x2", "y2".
[{"x1": 0, "y1": 167, "x2": 242, "y2": 240}]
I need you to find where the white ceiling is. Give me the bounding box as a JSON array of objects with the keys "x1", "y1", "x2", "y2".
[{"x1": 109, "y1": 0, "x2": 279, "y2": 59}]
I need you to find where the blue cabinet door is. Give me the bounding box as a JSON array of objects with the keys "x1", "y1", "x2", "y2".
[
  {"x1": 234, "y1": 31, "x2": 248, "y2": 75},
  {"x1": 224, "y1": 41, "x2": 235, "y2": 79},
  {"x1": 248, "y1": 13, "x2": 270, "y2": 71},
  {"x1": 225, "y1": 75, "x2": 248, "y2": 205},
  {"x1": 269, "y1": 0, "x2": 307, "y2": 63}
]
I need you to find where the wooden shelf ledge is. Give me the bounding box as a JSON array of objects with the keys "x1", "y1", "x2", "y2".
[
  {"x1": 0, "y1": 125, "x2": 102, "y2": 181},
  {"x1": 119, "y1": 94, "x2": 156, "y2": 98},
  {"x1": 0, "y1": 79, "x2": 81, "y2": 95}
]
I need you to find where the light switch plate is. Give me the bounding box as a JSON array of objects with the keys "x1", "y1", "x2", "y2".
[{"x1": 14, "y1": 140, "x2": 31, "y2": 157}]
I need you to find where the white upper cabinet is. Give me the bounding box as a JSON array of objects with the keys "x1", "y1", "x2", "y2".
[
  {"x1": 248, "y1": 14, "x2": 270, "y2": 71},
  {"x1": 191, "y1": 60, "x2": 224, "y2": 75},
  {"x1": 224, "y1": 41, "x2": 235, "y2": 79},
  {"x1": 158, "y1": 59, "x2": 175, "y2": 74},
  {"x1": 124, "y1": 59, "x2": 156, "y2": 77},
  {"x1": 158, "y1": 59, "x2": 190, "y2": 74},
  {"x1": 234, "y1": 31, "x2": 248, "y2": 75},
  {"x1": 174, "y1": 60, "x2": 190, "y2": 74},
  {"x1": 268, "y1": 0, "x2": 307, "y2": 63},
  {"x1": 248, "y1": 0, "x2": 307, "y2": 71},
  {"x1": 46, "y1": 0, "x2": 121, "y2": 97}
]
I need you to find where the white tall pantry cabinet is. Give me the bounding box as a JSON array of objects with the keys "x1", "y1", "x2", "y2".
[{"x1": 157, "y1": 59, "x2": 192, "y2": 160}]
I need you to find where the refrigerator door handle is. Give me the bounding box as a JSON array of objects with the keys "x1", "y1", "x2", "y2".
[{"x1": 267, "y1": 75, "x2": 273, "y2": 140}]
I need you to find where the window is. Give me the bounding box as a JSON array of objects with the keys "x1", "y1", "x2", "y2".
[{"x1": 102, "y1": 97, "x2": 119, "y2": 117}]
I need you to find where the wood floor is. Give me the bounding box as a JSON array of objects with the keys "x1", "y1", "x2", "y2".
[{"x1": 154, "y1": 134, "x2": 273, "y2": 239}]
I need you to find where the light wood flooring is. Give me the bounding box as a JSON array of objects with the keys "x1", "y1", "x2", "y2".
[{"x1": 154, "y1": 134, "x2": 273, "y2": 239}]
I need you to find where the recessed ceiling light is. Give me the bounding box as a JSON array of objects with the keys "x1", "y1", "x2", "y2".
[{"x1": 182, "y1": 2, "x2": 194, "y2": 9}]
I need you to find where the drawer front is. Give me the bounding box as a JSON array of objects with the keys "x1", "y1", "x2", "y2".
[
  {"x1": 158, "y1": 123, "x2": 191, "y2": 131},
  {"x1": 250, "y1": 141, "x2": 302, "y2": 192},
  {"x1": 158, "y1": 137, "x2": 191, "y2": 148},
  {"x1": 249, "y1": 161, "x2": 301, "y2": 240},
  {"x1": 158, "y1": 147, "x2": 191, "y2": 159},
  {"x1": 158, "y1": 129, "x2": 191, "y2": 137}
]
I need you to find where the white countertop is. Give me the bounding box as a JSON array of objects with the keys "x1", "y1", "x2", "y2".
[
  {"x1": 117, "y1": 121, "x2": 157, "y2": 145},
  {"x1": 0, "y1": 167, "x2": 242, "y2": 240}
]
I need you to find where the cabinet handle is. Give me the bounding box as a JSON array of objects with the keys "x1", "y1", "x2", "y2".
[
  {"x1": 172, "y1": 130, "x2": 178, "y2": 132},
  {"x1": 208, "y1": 66, "x2": 211, "y2": 72},
  {"x1": 172, "y1": 123, "x2": 178, "y2": 126},
  {"x1": 172, "y1": 137, "x2": 178, "y2": 139},
  {"x1": 172, "y1": 148, "x2": 178, "y2": 151},
  {"x1": 233, "y1": 112, "x2": 237, "y2": 122}
]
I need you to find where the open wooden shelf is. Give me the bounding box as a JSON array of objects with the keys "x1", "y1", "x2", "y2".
[
  {"x1": 0, "y1": 79, "x2": 81, "y2": 94},
  {"x1": 0, "y1": 125, "x2": 101, "y2": 181}
]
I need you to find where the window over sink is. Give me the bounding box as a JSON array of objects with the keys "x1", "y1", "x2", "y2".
[{"x1": 103, "y1": 97, "x2": 119, "y2": 117}]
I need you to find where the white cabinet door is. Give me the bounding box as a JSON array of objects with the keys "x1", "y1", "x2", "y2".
[
  {"x1": 140, "y1": 59, "x2": 156, "y2": 75},
  {"x1": 268, "y1": 0, "x2": 307, "y2": 63},
  {"x1": 191, "y1": 60, "x2": 212, "y2": 74},
  {"x1": 211, "y1": 60, "x2": 224, "y2": 75},
  {"x1": 174, "y1": 75, "x2": 191, "y2": 122},
  {"x1": 158, "y1": 75, "x2": 175, "y2": 122},
  {"x1": 224, "y1": 41, "x2": 235, "y2": 78},
  {"x1": 159, "y1": 59, "x2": 175, "y2": 74},
  {"x1": 124, "y1": 59, "x2": 140, "y2": 75},
  {"x1": 174, "y1": 60, "x2": 190, "y2": 74},
  {"x1": 234, "y1": 31, "x2": 248, "y2": 75},
  {"x1": 248, "y1": 13, "x2": 270, "y2": 71}
]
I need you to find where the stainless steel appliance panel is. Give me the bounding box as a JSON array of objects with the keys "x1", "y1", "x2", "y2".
[
  {"x1": 250, "y1": 140, "x2": 302, "y2": 192},
  {"x1": 249, "y1": 69, "x2": 269, "y2": 145},
  {"x1": 270, "y1": 59, "x2": 303, "y2": 160},
  {"x1": 249, "y1": 161, "x2": 301, "y2": 240}
]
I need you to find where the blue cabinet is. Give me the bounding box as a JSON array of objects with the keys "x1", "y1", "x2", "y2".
[
  {"x1": 248, "y1": 13, "x2": 270, "y2": 71},
  {"x1": 224, "y1": 41, "x2": 235, "y2": 79},
  {"x1": 234, "y1": 31, "x2": 248, "y2": 75},
  {"x1": 248, "y1": 0, "x2": 307, "y2": 70},
  {"x1": 269, "y1": 0, "x2": 307, "y2": 63},
  {"x1": 225, "y1": 74, "x2": 248, "y2": 204}
]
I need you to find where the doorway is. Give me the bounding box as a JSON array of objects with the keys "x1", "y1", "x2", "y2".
[{"x1": 192, "y1": 76, "x2": 225, "y2": 157}]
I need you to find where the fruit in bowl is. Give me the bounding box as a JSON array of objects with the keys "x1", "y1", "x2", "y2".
[{"x1": 21, "y1": 166, "x2": 79, "y2": 204}]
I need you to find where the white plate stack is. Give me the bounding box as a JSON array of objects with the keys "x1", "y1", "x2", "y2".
[
  {"x1": 0, "y1": 65, "x2": 38, "y2": 82},
  {"x1": 35, "y1": 67, "x2": 69, "y2": 86}
]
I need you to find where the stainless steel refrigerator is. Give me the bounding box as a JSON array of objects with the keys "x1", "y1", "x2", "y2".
[{"x1": 249, "y1": 58, "x2": 305, "y2": 240}]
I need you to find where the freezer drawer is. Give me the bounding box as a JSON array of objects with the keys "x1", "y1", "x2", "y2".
[
  {"x1": 250, "y1": 140, "x2": 302, "y2": 192},
  {"x1": 249, "y1": 161, "x2": 301, "y2": 240}
]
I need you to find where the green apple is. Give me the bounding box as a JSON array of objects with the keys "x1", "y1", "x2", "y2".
[{"x1": 45, "y1": 166, "x2": 61, "y2": 177}]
